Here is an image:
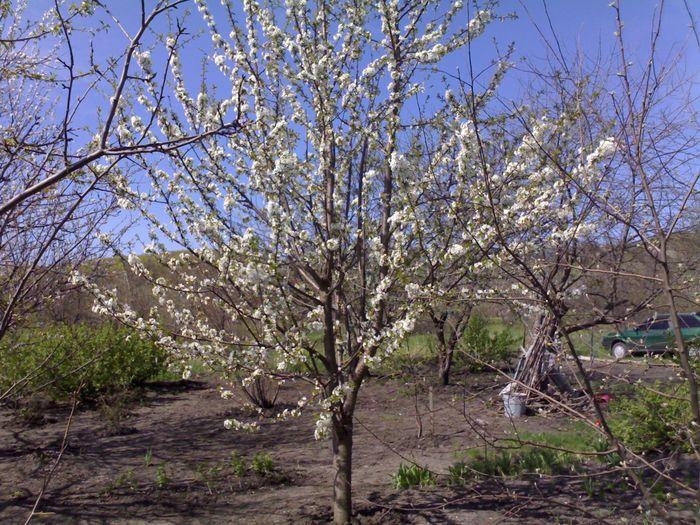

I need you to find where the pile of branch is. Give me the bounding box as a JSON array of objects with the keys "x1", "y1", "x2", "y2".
[{"x1": 511, "y1": 314, "x2": 579, "y2": 404}]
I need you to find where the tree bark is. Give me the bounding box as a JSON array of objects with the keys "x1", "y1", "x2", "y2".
[
  {"x1": 434, "y1": 307, "x2": 471, "y2": 386},
  {"x1": 430, "y1": 310, "x2": 449, "y2": 385},
  {"x1": 438, "y1": 347, "x2": 453, "y2": 386},
  {"x1": 332, "y1": 415, "x2": 353, "y2": 525}
]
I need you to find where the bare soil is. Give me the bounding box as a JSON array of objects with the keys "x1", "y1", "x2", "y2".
[{"x1": 0, "y1": 359, "x2": 693, "y2": 524}]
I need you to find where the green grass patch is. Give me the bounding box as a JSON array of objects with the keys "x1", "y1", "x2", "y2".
[
  {"x1": 266, "y1": 317, "x2": 525, "y2": 378},
  {"x1": 449, "y1": 426, "x2": 599, "y2": 485},
  {"x1": 567, "y1": 328, "x2": 611, "y2": 358},
  {"x1": 450, "y1": 444, "x2": 583, "y2": 484},
  {"x1": 485, "y1": 318, "x2": 525, "y2": 346},
  {"x1": 378, "y1": 316, "x2": 523, "y2": 375},
  {"x1": 508, "y1": 424, "x2": 598, "y2": 453}
]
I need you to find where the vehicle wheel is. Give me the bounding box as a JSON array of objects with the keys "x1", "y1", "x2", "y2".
[{"x1": 611, "y1": 341, "x2": 628, "y2": 359}]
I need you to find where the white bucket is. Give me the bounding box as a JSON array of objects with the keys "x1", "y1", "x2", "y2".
[{"x1": 503, "y1": 393, "x2": 527, "y2": 418}]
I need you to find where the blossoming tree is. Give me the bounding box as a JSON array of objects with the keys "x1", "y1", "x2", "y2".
[
  {"x1": 87, "y1": 1, "x2": 494, "y2": 522},
  {"x1": 402, "y1": 71, "x2": 509, "y2": 385}
]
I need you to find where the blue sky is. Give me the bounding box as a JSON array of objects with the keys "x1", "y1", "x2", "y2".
[
  {"x1": 25, "y1": 0, "x2": 697, "y2": 146},
  {"x1": 466, "y1": 1, "x2": 698, "y2": 104},
  {"x1": 28, "y1": 0, "x2": 698, "y2": 127},
  {"x1": 20, "y1": 0, "x2": 699, "y2": 248}
]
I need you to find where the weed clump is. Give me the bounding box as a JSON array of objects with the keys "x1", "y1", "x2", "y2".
[
  {"x1": 251, "y1": 452, "x2": 275, "y2": 476},
  {"x1": 392, "y1": 463, "x2": 436, "y2": 490}
]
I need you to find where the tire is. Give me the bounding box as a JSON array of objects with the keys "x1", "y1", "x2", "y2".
[{"x1": 611, "y1": 341, "x2": 628, "y2": 359}]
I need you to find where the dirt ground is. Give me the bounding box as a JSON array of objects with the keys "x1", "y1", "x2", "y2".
[{"x1": 0, "y1": 358, "x2": 692, "y2": 524}]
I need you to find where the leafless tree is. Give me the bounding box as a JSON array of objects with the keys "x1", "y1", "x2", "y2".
[
  {"x1": 465, "y1": 1, "x2": 700, "y2": 519},
  {"x1": 0, "y1": 4, "x2": 113, "y2": 342}
]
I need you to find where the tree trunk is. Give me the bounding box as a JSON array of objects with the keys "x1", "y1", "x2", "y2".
[
  {"x1": 435, "y1": 307, "x2": 471, "y2": 386},
  {"x1": 438, "y1": 346, "x2": 453, "y2": 386},
  {"x1": 430, "y1": 310, "x2": 449, "y2": 385},
  {"x1": 332, "y1": 415, "x2": 353, "y2": 525}
]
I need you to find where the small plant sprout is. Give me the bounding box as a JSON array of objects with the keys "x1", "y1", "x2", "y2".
[
  {"x1": 155, "y1": 464, "x2": 169, "y2": 489},
  {"x1": 230, "y1": 451, "x2": 246, "y2": 477}
]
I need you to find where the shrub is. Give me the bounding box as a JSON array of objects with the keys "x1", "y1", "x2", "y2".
[
  {"x1": 240, "y1": 375, "x2": 279, "y2": 409},
  {"x1": 97, "y1": 391, "x2": 132, "y2": 434},
  {"x1": 608, "y1": 383, "x2": 692, "y2": 454},
  {"x1": 392, "y1": 463, "x2": 436, "y2": 490},
  {"x1": 0, "y1": 323, "x2": 170, "y2": 402},
  {"x1": 457, "y1": 315, "x2": 519, "y2": 372}
]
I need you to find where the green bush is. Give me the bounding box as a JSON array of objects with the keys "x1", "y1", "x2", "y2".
[
  {"x1": 0, "y1": 323, "x2": 170, "y2": 401},
  {"x1": 457, "y1": 315, "x2": 519, "y2": 372},
  {"x1": 392, "y1": 463, "x2": 436, "y2": 490},
  {"x1": 608, "y1": 383, "x2": 692, "y2": 454}
]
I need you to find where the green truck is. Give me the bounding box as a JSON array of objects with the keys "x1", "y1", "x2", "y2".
[{"x1": 601, "y1": 313, "x2": 700, "y2": 359}]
